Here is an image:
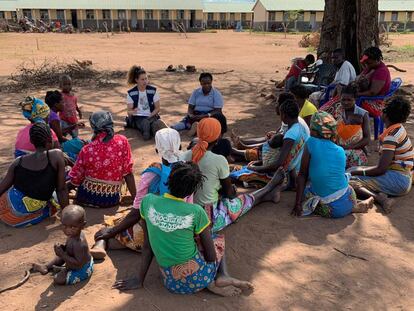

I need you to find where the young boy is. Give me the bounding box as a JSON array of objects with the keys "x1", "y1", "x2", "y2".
[
  {"x1": 59, "y1": 75, "x2": 83, "y2": 138},
  {"x1": 32, "y1": 205, "x2": 93, "y2": 285}
]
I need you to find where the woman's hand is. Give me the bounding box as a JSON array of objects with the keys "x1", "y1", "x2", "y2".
[
  {"x1": 247, "y1": 163, "x2": 259, "y2": 172},
  {"x1": 112, "y1": 278, "x2": 143, "y2": 291},
  {"x1": 266, "y1": 131, "x2": 276, "y2": 139},
  {"x1": 350, "y1": 169, "x2": 363, "y2": 176},
  {"x1": 94, "y1": 227, "x2": 116, "y2": 241},
  {"x1": 291, "y1": 203, "x2": 303, "y2": 217}
]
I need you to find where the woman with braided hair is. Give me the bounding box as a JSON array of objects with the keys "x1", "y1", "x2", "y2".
[
  {"x1": 0, "y1": 123, "x2": 68, "y2": 227},
  {"x1": 113, "y1": 161, "x2": 254, "y2": 296}
]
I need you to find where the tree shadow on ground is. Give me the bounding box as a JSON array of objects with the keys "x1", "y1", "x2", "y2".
[{"x1": 34, "y1": 277, "x2": 90, "y2": 311}]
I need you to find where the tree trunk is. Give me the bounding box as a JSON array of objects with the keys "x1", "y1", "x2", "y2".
[{"x1": 318, "y1": 0, "x2": 379, "y2": 73}]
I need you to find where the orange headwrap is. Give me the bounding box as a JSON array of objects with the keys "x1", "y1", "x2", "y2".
[{"x1": 192, "y1": 118, "x2": 222, "y2": 163}]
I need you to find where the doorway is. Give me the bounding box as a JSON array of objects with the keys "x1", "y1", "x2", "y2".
[
  {"x1": 310, "y1": 12, "x2": 316, "y2": 30},
  {"x1": 71, "y1": 10, "x2": 78, "y2": 28},
  {"x1": 190, "y1": 10, "x2": 196, "y2": 28}
]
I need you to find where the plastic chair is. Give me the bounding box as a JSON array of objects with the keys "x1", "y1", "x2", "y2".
[
  {"x1": 356, "y1": 77, "x2": 402, "y2": 139},
  {"x1": 319, "y1": 83, "x2": 337, "y2": 107}
]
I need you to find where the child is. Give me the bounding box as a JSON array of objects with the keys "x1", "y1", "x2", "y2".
[
  {"x1": 125, "y1": 65, "x2": 167, "y2": 140},
  {"x1": 32, "y1": 205, "x2": 93, "y2": 285},
  {"x1": 59, "y1": 75, "x2": 83, "y2": 138}
]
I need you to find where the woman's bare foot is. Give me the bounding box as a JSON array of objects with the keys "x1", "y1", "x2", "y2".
[
  {"x1": 262, "y1": 186, "x2": 282, "y2": 204},
  {"x1": 207, "y1": 282, "x2": 242, "y2": 297},
  {"x1": 376, "y1": 193, "x2": 394, "y2": 214},
  {"x1": 215, "y1": 276, "x2": 254, "y2": 290},
  {"x1": 32, "y1": 263, "x2": 49, "y2": 275},
  {"x1": 90, "y1": 240, "x2": 107, "y2": 260},
  {"x1": 231, "y1": 130, "x2": 242, "y2": 148},
  {"x1": 353, "y1": 197, "x2": 375, "y2": 213}
]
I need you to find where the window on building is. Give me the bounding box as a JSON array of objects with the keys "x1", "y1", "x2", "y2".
[
  {"x1": 12, "y1": 11, "x2": 17, "y2": 20},
  {"x1": 230, "y1": 13, "x2": 235, "y2": 21},
  {"x1": 391, "y1": 11, "x2": 398, "y2": 21},
  {"x1": 39, "y1": 9, "x2": 49, "y2": 20},
  {"x1": 207, "y1": 13, "x2": 214, "y2": 21},
  {"x1": 102, "y1": 10, "x2": 111, "y2": 19},
  {"x1": 161, "y1": 10, "x2": 169, "y2": 20},
  {"x1": 23, "y1": 9, "x2": 32, "y2": 19},
  {"x1": 0, "y1": 11, "x2": 4, "y2": 19},
  {"x1": 118, "y1": 10, "x2": 126, "y2": 20},
  {"x1": 407, "y1": 12, "x2": 412, "y2": 21},
  {"x1": 177, "y1": 10, "x2": 185, "y2": 20},
  {"x1": 144, "y1": 10, "x2": 153, "y2": 20},
  {"x1": 220, "y1": 13, "x2": 226, "y2": 21},
  {"x1": 56, "y1": 9, "x2": 64, "y2": 21},
  {"x1": 241, "y1": 13, "x2": 247, "y2": 21},
  {"x1": 85, "y1": 10, "x2": 94, "y2": 20},
  {"x1": 269, "y1": 12, "x2": 276, "y2": 21},
  {"x1": 379, "y1": 12, "x2": 385, "y2": 22}
]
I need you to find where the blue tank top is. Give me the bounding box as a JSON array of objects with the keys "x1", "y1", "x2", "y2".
[{"x1": 307, "y1": 136, "x2": 348, "y2": 197}]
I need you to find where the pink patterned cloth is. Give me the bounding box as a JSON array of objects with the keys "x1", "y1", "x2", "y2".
[
  {"x1": 15, "y1": 124, "x2": 59, "y2": 153},
  {"x1": 132, "y1": 171, "x2": 193, "y2": 210},
  {"x1": 60, "y1": 93, "x2": 79, "y2": 124}
]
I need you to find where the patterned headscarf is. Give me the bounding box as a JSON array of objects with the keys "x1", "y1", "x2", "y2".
[
  {"x1": 155, "y1": 128, "x2": 181, "y2": 164},
  {"x1": 192, "y1": 118, "x2": 221, "y2": 163},
  {"x1": 19, "y1": 96, "x2": 50, "y2": 123},
  {"x1": 89, "y1": 111, "x2": 114, "y2": 143},
  {"x1": 310, "y1": 111, "x2": 337, "y2": 141}
]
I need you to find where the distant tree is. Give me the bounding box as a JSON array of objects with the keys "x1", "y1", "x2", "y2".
[
  {"x1": 282, "y1": 10, "x2": 304, "y2": 38},
  {"x1": 318, "y1": 0, "x2": 379, "y2": 73}
]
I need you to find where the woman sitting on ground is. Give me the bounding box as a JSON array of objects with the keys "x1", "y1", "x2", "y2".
[
  {"x1": 68, "y1": 111, "x2": 137, "y2": 208},
  {"x1": 181, "y1": 118, "x2": 285, "y2": 232},
  {"x1": 188, "y1": 113, "x2": 233, "y2": 162},
  {"x1": 112, "y1": 161, "x2": 254, "y2": 296},
  {"x1": 292, "y1": 111, "x2": 374, "y2": 218},
  {"x1": 357, "y1": 46, "x2": 391, "y2": 117},
  {"x1": 45, "y1": 90, "x2": 85, "y2": 161},
  {"x1": 172, "y1": 72, "x2": 225, "y2": 134},
  {"x1": 230, "y1": 92, "x2": 308, "y2": 164},
  {"x1": 125, "y1": 65, "x2": 167, "y2": 140},
  {"x1": 336, "y1": 84, "x2": 371, "y2": 168},
  {"x1": 90, "y1": 128, "x2": 186, "y2": 258},
  {"x1": 290, "y1": 84, "x2": 318, "y2": 126},
  {"x1": 0, "y1": 123, "x2": 68, "y2": 227},
  {"x1": 230, "y1": 99, "x2": 310, "y2": 187},
  {"x1": 15, "y1": 96, "x2": 60, "y2": 158},
  {"x1": 349, "y1": 97, "x2": 413, "y2": 213}
]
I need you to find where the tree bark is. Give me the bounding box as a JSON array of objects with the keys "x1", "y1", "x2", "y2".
[{"x1": 318, "y1": 0, "x2": 379, "y2": 73}]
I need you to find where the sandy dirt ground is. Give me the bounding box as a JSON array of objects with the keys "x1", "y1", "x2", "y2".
[{"x1": 0, "y1": 31, "x2": 413, "y2": 311}]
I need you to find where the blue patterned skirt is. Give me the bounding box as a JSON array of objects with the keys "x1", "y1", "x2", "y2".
[{"x1": 75, "y1": 177, "x2": 122, "y2": 208}]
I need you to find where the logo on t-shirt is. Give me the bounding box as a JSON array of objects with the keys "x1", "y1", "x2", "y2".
[{"x1": 148, "y1": 206, "x2": 194, "y2": 232}]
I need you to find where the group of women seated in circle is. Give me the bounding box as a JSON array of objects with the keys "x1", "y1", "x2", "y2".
[{"x1": 0, "y1": 46, "x2": 412, "y2": 295}]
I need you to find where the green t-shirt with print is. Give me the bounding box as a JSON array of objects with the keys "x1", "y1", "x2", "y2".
[{"x1": 140, "y1": 193, "x2": 211, "y2": 268}]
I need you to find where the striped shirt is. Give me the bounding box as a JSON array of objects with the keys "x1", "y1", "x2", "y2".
[{"x1": 380, "y1": 123, "x2": 414, "y2": 171}]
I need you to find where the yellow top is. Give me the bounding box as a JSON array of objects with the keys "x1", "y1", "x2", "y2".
[{"x1": 299, "y1": 100, "x2": 318, "y2": 118}]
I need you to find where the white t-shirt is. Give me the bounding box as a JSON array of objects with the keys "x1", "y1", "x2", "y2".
[
  {"x1": 278, "y1": 117, "x2": 310, "y2": 136},
  {"x1": 334, "y1": 61, "x2": 356, "y2": 85},
  {"x1": 127, "y1": 90, "x2": 160, "y2": 117}
]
